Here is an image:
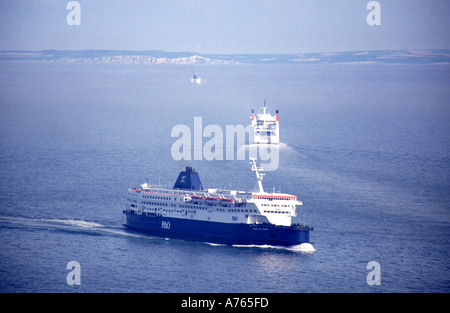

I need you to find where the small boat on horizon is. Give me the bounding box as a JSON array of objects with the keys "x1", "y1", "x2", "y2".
[{"x1": 190, "y1": 73, "x2": 202, "y2": 85}]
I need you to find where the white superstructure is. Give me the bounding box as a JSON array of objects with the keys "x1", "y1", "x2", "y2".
[{"x1": 251, "y1": 101, "x2": 279, "y2": 144}]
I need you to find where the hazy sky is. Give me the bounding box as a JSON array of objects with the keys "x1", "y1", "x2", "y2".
[{"x1": 0, "y1": 0, "x2": 448, "y2": 54}]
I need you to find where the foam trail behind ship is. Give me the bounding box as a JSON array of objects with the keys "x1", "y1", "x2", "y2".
[
  {"x1": 0, "y1": 216, "x2": 157, "y2": 241},
  {"x1": 230, "y1": 242, "x2": 315, "y2": 253}
]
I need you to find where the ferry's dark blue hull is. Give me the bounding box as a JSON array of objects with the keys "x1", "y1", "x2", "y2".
[{"x1": 123, "y1": 210, "x2": 312, "y2": 246}]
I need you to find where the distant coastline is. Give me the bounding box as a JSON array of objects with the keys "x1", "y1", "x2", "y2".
[{"x1": 1, "y1": 49, "x2": 449, "y2": 65}]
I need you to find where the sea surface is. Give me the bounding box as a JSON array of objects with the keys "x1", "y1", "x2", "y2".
[{"x1": 0, "y1": 62, "x2": 449, "y2": 292}]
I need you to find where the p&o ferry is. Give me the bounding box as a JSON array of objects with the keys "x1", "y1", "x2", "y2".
[{"x1": 123, "y1": 159, "x2": 312, "y2": 246}]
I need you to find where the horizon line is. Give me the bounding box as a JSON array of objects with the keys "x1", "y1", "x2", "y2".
[{"x1": 1, "y1": 48, "x2": 450, "y2": 55}]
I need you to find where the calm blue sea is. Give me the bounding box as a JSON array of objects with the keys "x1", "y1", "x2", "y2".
[{"x1": 0, "y1": 62, "x2": 448, "y2": 293}]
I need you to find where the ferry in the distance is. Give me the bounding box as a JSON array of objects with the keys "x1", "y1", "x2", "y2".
[
  {"x1": 123, "y1": 159, "x2": 312, "y2": 246},
  {"x1": 190, "y1": 73, "x2": 202, "y2": 85},
  {"x1": 251, "y1": 100, "x2": 279, "y2": 144}
]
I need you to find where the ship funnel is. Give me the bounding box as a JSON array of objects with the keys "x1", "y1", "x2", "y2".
[{"x1": 173, "y1": 166, "x2": 203, "y2": 190}]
